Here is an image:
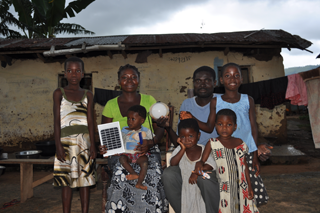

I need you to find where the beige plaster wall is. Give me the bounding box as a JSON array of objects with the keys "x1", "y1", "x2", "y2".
[
  {"x1": 0, "y1": 50, "x2": 285, "y2": 150},
  {"x1": 256, "y1": 104, "x2": 287, "y2": 140},
  {"x1": 0, "y1": 59, "x2": 62, "y2": 150}
]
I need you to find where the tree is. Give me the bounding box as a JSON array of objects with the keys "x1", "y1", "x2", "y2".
[
  {"x1": 11, "y1": 0, "x2": 95, "y2": 38},
  {"x1": 0, "y1": 0, "x2": 24, "y2": 38}
]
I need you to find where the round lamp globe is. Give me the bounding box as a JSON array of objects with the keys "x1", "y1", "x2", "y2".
[{"x1": 149, "y1": 102, "x2": 169, "y2": 119}]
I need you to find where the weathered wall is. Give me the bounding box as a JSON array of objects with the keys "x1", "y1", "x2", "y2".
[
  {"x1": 0, "y1": 50, "x2": 285, "y2": 150},
  {"x1": 0, "y1": 59, "x2": 61, "y2": 151},
  {"x1": 256, "y1": 104, "x2": 287, "y2": 141}
]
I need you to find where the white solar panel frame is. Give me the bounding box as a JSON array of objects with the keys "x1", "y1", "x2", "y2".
[{"x1": 98, "y1": 121, "x2": 125, "y2": 157}]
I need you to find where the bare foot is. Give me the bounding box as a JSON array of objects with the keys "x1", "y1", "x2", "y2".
[
  {"x1": 126, "y1": 174, "x2": 139, "y2": 180},
  {"x1": 136, "y1": 183, "x2": 147, "y2": 190}
]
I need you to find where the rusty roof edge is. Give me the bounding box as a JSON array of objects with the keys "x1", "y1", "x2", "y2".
[
  {"x1": 0, "y1": 29, "x2": 312, "y2": 53},
  {"x1": 263, "y1": 29, "x2": 312, "y2": 49},
  {"x1": 122, "y1": 29, "x2": 312, "y2": 50}
]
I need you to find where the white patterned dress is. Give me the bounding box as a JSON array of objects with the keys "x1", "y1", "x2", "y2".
[
  {"x1": 210, "y1": 138, "x2": 259, "y2": 213},
  {"x1": 53, "y1": 88, "x2": 95, "y2": 188},
  {"x1": 170, "y1": 144, "x2": 216, "y2": 213}
]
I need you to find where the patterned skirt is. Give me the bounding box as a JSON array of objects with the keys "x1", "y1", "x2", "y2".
[
  {"x1": 53, "y1": 133, "x2": 96, "y2": 188},
  {"x1": 105, "y1": 146, "x2": 169, "y2": 213},
  {"x1": 247, "y1": 152, "x2": 269, "y2": 206}
]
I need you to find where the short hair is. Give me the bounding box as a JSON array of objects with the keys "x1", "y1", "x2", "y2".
[
  {"x1": 118, "y1": 64, "x2": 140, "y2": 79},
  {"x1": 193, "y1": 66, "x2": 216, "y2": 81},
  {"x1": 64, "y1": 57, "x2": 84, "y2": 72},
  {"x1": 127, "y1": 105, "x2": 147, "y2": 119},
  {"x1": 178, "y1": 118, "x2": 200, "y2": 134},
  {"x1": 215, "y1": 109, "x2": 237, "y2": 124},
  {"x1": 221, "y1": 63, "x2": 241, "y2": 76}
]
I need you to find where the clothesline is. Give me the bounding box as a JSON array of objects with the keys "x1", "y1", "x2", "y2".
[{"x1": 93, "y1": 66, "x2": 320, "y2": 149}]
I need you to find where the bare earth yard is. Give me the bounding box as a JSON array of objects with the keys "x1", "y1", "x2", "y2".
[{"x1": 1, "y1": 116, "x2": 320, "y2": 213}]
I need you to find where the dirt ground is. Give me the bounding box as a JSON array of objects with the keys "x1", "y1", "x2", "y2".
[{"x1": 1, "y1": 116, "x2": 320, "y2": 213}]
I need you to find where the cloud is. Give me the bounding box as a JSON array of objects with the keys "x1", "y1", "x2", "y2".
[{"x1": 63, "y1": 0, "x2": 210, "y2": 36}]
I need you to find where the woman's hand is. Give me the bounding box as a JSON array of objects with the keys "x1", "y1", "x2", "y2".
[
  {"x1": 56, "y1": 142, "x2": 66, "y2": 162},
  {"x1": 134, "y1": 139, "x2": 152, "y2": 155},
  {"x1": 99, "y1": 145, "x2": 108, "y2": 158},
  {"x1": 189, "y1": 172, "x2": 198, "y2": 184},
  {"x1": 90, "y1": 145, "x2": 97, "y2": 159},
  {"x1": 180, "y1": 111, "x2": 193, "y2": 120},
  {"x1": 156, "y1": 116, "x2": 170, "y2": 128},
  {"x1": 194, "y1": 161, "x2": 204, "y2": 176}
]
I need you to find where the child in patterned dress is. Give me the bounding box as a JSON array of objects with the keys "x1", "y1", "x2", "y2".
[
  {"x1": 195, "y1": 109, "x2": 259, "y2": 213},
  {"x1": 53, "y1": 57, "x2": 96, "y2": 213}
]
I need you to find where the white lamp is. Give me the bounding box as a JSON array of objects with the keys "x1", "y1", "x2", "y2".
[{"x1": 149, "y1": 102, "x2": 169, "y2": 119}]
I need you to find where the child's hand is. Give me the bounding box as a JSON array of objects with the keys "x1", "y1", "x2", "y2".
[
  {"x1": 56, "y1": 142, "x2": 66, "y2": 162},
  {"x1": 258, "y1": 144, "x2": 273, "y2": 162},
  {"x1": 180, "y1": 111, "x2": 193, "y2": 120},
  {"x1": 189, "y1": 172, "x2": 198, "y2": 184},
  {"x1": 134, "y1": 139, "x2": 150, "y2": 155},
  {"x1": 194, "y1": 161, "x2": 204, "y2": 176},
  {"x1": 252, "y1": 152, "x2": 260, "y2": 176},
  {"x1": 248, "y1": 185, "x2": 254, "y2": 200},
  {"x1": 90, "y1": 145, "x2": 97, "y2": 159},
  {"x1": 176, "y1": 138, "x2": 186, "y2": 150},
  {"x1": 99, "y1": 145, "x2": 108, "y2": 158}
]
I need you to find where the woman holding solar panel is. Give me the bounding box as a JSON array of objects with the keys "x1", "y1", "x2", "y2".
[{"x1": 99, "y1": 64, "x2": 169, "y2": 213}]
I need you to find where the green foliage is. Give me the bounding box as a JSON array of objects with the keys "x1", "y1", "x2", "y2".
[
  {"x1": 0, "y1": 0, "x2": 24, "y2": 38},
  {"x1": 11, "y1": 0, "x2": 95, "y2": 38}
]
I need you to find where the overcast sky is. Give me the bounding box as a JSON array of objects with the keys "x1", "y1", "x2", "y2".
[{"x1": 10, "y1": 0, "x2": 320, "y2": 68}]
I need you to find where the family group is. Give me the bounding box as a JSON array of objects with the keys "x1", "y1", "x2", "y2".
[{"x1": 53, "y1": 56, "x2": 271, "y2": 213}]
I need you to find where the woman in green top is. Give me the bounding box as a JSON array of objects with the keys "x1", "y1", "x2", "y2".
[{"x1": 100, "y1": 64, "x2": 169, "y2": 213}]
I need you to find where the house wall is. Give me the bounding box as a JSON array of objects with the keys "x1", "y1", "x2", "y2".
[
  {"x1": 0, "y1": 60, "x2": 61, "y2": 151},
  {"x1": 0, "y1": 50, "x2": 285, "y2": 150}
]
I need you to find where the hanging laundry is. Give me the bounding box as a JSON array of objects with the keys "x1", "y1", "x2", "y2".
[
  {"x1": 304, "y1": 77, "x2": 320, "y2": 148},
  {"x1": 259, "y1": 76, "x2": 288, "y2": 109},
  {"x1": 239, "y1": 81, "x2": 261, "y2": 104},
  {"x1": 93, "y1": 88, "x2": 122, "y2": 106},
  {"x1": 285, "y1": 74, "x2": 308, "y2": 106},
  {"x1": 299, "y1": 67, "x2": 320, "y2": 149},
  {"x1": 213, "y1": 76, "x2": 288, "y2": 109}
]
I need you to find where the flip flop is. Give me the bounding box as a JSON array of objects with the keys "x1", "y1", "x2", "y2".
[{"x1": 1, "y1": 199, "x2": 20, "y2": 210}]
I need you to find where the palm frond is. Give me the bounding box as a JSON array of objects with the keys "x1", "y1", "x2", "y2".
[
  {"x1": 64, "y1": 0, "x2": 95, "y2": 18},
  {"x1": 0, "y1": 25, "x2": 23, "y2": 38},
  {"x1": 0, "y1": 0, "x2": 24, "y2": 38},
  {"x1": 54, "y1": 23, "x2": 95, "y2": 36}
]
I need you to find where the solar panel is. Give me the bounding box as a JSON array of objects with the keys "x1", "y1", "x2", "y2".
[{"x1": 98, "y1": 121, "x2": 125, "y2": 157}]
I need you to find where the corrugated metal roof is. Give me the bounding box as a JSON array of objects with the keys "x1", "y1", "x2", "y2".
[
  {"x1": 122, "y1": 30, "x2": 312, "y2": 49},
  {"x1": 0, "y1": 38, "x2": 76, "y2": 49},
  {"x1": 64, "y1": 36, "x2": 128, "y2": 47},
  {"x1": 0, "y1": 29, "x2": 312, "y2": 52}
]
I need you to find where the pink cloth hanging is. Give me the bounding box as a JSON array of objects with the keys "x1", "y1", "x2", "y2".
[{"x1": 285, "y1": 74, "x2": 308, "y2": 106}]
